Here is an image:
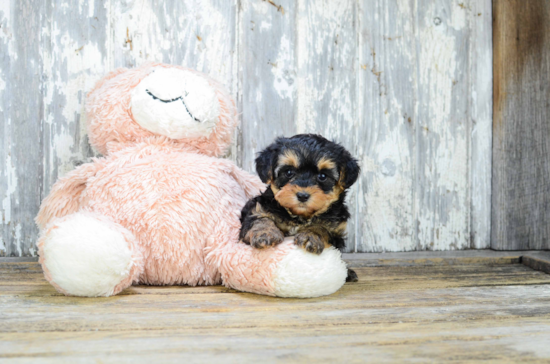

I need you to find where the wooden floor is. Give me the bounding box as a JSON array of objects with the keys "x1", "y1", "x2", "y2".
[{"x1": 2, "y1": 256, "x2": 550, "y2": 363}]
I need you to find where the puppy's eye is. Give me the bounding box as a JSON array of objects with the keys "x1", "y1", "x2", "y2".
[
  {"x1": 318, "y1": 173, "x2": 327, "y2": 182},
  {"x1": 285, "y1": 169, "x2": 295, "y2": 178}
]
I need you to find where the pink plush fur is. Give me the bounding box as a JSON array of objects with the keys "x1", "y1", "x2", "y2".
[{"x1": 36, "y1": 63, "x2": 300, "y2": 296}]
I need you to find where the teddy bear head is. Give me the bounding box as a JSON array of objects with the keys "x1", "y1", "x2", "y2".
[{"x1": 85, "y1": 63, "x2": 237, "y2": 157}]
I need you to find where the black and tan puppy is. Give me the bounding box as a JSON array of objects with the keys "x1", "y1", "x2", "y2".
[{"x1": 239, "y1": 134, "x2": 360, "y2": 282}]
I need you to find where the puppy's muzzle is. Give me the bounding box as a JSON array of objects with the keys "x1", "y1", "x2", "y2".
[{"x1": 296, "y1": 192, "x2": 310, "y2": 202}]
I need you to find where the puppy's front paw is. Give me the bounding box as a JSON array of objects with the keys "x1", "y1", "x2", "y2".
[
  {"x1": 295, "y1": 232, "x2": 325, "y2": 255},
  {"x1": 245, "y1": 224, "x2": 284, "y2": 249}
]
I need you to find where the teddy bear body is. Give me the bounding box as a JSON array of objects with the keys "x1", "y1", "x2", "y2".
[
  {"x1": 36, "y1": 63, "x2": 348, "y2": 298},
  {"x1": 85, "y1": 142, "x2": 248, "y2": 286}
]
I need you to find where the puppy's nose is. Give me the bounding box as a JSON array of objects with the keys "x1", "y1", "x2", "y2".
[{"x1": 296, "y1": 192, "x2": 310, "y2": 202}]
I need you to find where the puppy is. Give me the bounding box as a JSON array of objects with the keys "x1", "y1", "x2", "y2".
[{"x1": 239, "y1": 134, "x2": 360, "y2": 282}]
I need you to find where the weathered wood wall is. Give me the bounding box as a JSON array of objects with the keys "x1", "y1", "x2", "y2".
[
  {"x1": 0, "y1": 0, "x2": 492, "y2": 256},
  {"x1": 492, "y1": 0, "x2": 550, "y2": 250}
]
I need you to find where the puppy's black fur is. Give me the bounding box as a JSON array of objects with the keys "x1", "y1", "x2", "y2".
[{"x1": 239, "y1": 134, "x2": 360, "y2": 282}]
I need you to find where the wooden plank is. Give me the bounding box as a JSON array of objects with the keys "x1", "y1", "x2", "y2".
[
  {"x1": 2, "y1": 262, "x2": 546, "y2": 287},
  {"x1": 2, "y1": 266, "x2": 550, "y2": 332},
  {"x1": 2, "y1": 261, "x2": 547, "y2": 284},
  {"x1": 0, "y1": 257, "x2": 38, "y2": 263},
  {"x1": 355, "y1": 0, "x2": 416, "y2": 252},
  {"x1": 1, "y1": 320, "x2": 550, "y2": 363},
  {"x1": 0, "y1": 0, "x2": 44, "y2": 257},
  {"x1": 414, "y1": 0, "x2": 471, "y2": 251},
  {"x1": 0, "y1": 249, "x2": 536, "y2": 268},
  {"x1": 492, "y1": 0, "x2": 550, "y2": 250},
  {"x1": 469, "y1": 0, "x2": 493, "y2": 249},
  {"x1": 238, "y1": 0, "x2": 297, "y2": 170},
  {"x1": 355, "y1": 0, "x2": 493, "y2": 252},
  {"x1": 0, "y1": 284, "x2": 237, "y2": 296},
  {"x1": 4, "y1": 284, "x2": 550, "y2": 335},
  {"x1": 522, "y1": 252, "x2": 550, "y2": 275},
  {"x1": 343, "y1": 249, "x2": 525, "y2": 267},
  {"x1": 295, "y1": 0, "x2": 358, "y2": 251}
]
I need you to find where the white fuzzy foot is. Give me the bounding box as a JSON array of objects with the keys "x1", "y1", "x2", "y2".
[
  {"x1": 38, "y1": 211, "x2": 142, "y2": 297},
  {"x1": 273, "y1": 244, "x2": 348, "y2": 298}
]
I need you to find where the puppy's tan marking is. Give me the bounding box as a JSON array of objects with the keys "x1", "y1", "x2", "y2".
[
  {"x1": 278, "y1": 150, "x2": 300, "y2": 169},
  {"x1": 334, "y1": 221, "x2": 347, "y2": 235},
  {"x1": 317, "y1": 157, "x2": 336, "y2": 171},
  {"x1": 338, "y1": 168, "x2": 347, "y2": 188},
  {"x1": 274, "y1": 184, "x2": 343, "y2": 218},
  {"x1": 269, "y1": 181, "x2": 280, "y2": 196}
]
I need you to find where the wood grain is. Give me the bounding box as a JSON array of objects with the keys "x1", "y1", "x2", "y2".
[
  {"x1": 356, "y1": 0, "x2": 492, "y2": 252},
  {"x1": 1, "y1": 261, "x2": 550, "y2": 362},
  {"x1": 111, "y1": 0, "x2": 237, "y2": 85},
  {"x1": 356, "y1": 0, "x2": 416, "y2": 252},
  {"x1": 415, "y1": 0, "x2": 471, "y2": 251},
  {"x1": 492, "y1": 0, "x2": 550, "y2": 250},
  {"x1": 522, "y1": 252, "x2": 550, "y2": 275},
  {"x1": 469, "y1": 0, "x2": 493, "y2": 249},
  {"x1": 1, "y1": 321, "x2": 550, "y2": 363},
  {"x1": 0, "y1": 0, "x2": 44, "y2": 257},
  {"x1": 343, "y1": 249, "x2": 524, "y2": 267},
  {"x1": 238, "y1": 0, "x2": 297, "y2": 171},
  {"x1": 41, "y1": 0, "x2": 108, "y2": 215}
]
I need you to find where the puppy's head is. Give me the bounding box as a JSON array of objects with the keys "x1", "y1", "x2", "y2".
[{"x1": 256, "y1": 134, "x2": 360, "y2": 218}]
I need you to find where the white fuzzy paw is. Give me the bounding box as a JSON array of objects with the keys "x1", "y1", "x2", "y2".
[
  {"x1": 39, "y1": 211, "x2": 139, "y2": 297},
  {"x1": 273, "y1": 244, "x2": 348, "y2": 298}
]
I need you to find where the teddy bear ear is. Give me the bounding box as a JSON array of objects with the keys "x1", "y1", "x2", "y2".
[{"x1": 255, "y1": 139, "x2": 285, "y2": 183}]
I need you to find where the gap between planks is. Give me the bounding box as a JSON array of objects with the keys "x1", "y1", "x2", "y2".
[{"x1": 2, "y1": 250, "x2": 550, "y2": 272}]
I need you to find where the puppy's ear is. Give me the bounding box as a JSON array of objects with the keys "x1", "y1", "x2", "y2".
[
  {"x1": 255, "y1": 140, "x2": 283, "y2": 183},
  {"x1": 342, "y1": 156, "x2": 360, "y2": 188}
]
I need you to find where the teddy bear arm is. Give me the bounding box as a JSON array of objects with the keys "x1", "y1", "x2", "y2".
[
  {"x1": 36, "y1": 160, "x2": 105, "y2": 230},
  {"x1": 211, "y1": 236, "x2": 348, "y2": 298}
]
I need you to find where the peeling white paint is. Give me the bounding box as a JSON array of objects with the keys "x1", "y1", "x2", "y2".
[
  {"x1": 271, "y1": 35, "x2": 295, "y2": 100},
  {"x1": 468, "y1": 0, "x2": 492, "y2": 249},
  {"x1": 260, "y1": 20, "x2": 271, "y2": 31},
  {"x1": 2, "y1": 154, "x2": 17, "y2": 224},
  {"x1": 249, "y1": 0, "x2": 270, "y2": 16},
  {"x1": 88, "y1": 0, "x2": 95, "y2": 18},
  {"x1": 113, "y1": 0, "x2": 233, "y2": 86},
  {"x1": 0, "y1": 74, "x2": 5, "y2": 112},
  {"x1": 450, "y1": 1, "x2": 468, "y2": 30},
  {"x1": 0, "y1": 0, "x2": 11, "y2": 21},
  {"x1": 14, "y1": 222, "x2": 21, "y2": 256},
  {"x1": 52, "y1": 131, "x2": 78, "y2": 178},
  {"x1": 360, "y1": 131, "x2": 415, "y2": 252},
  {"x1": 411, "y1": 1, "x2": 471, "y2": 251},
  {"x1": 0, "y1": 6, "x2": 17, "y2": 62}
]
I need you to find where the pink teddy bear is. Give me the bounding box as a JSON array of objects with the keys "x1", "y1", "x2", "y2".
[{"x1": 36, "y1": 63, "x2": 347, "y2": 298}]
